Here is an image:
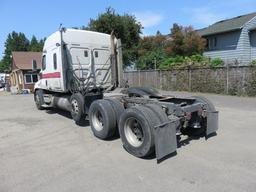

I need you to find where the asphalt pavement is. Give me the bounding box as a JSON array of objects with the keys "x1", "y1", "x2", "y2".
[{"x1": 0, "y1": 91, "x2": 255, "y2": 192}]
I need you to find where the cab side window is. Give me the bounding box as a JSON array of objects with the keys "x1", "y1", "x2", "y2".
[
  {"x1": 53, "y1": 53, "x2": 57, "y2": 70},
  {"x1": 42, "y1": 55, "x2": 46, "y2": 70}
]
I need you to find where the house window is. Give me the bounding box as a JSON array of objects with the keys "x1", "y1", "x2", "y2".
[
  {"x1": 53, "y1": 53, "x2": 57, "y2": 70},
  {"x1": 206, "y1": 39, "x2": 209, "y2": 49},
  {"x1": 214, "y1": 37, "x2": 217, "y2": 47},
  {"x1": 250, "y1": 31, "x2": 256, "y2": 47},
  {"x1": 24, "y1": 74, "x2": 38, "y2": 84},
  {"x1": 208, "y1": 38, "x2": 212, "y2": 50},
  {"x1": 42, "y1": 55, "x2": 46, "y2": 70},
  {"x1": 207, "y1": 37, "x2": 218, "y2": 50}
]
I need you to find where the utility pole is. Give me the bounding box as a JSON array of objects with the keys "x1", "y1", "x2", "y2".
[{"x1": 154, "y1": 57, "x2": 157, "y2": 70}]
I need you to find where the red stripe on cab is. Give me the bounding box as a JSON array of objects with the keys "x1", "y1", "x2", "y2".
[{"x1": 42, "y1": 72, "x2": 61, "y2": 79}]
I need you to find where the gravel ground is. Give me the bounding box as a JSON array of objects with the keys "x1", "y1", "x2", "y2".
[{"x1": 0, "y1": 91, "x2": 256, "y2": 192}]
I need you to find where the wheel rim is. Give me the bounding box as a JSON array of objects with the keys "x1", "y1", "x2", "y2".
[
  {"x1": 124, "y1": 117, "x2": 144, "y2": 147},
  {"x1": 71, "y1": 99, "x2": 79, "y2": 114},
  {"x1": 91, "y1": 109, "x2": 104, "y2": 131}
]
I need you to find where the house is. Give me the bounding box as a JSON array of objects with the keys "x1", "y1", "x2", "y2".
[
  {"x1": 198, "y1": 12, "x2": 256, "y2": 65},
  {"x1": 10, "y1": 51, "x2": 42, "y2": 92}
]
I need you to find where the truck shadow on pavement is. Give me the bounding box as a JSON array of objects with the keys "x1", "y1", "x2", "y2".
[
  {"x1": 46, "y1": 108, "x2": 72, "y2": 119},
  {"x1": 177, "y1": 135, "x2": 201, "y2": 148},
  {"x1": 143, "y1": 135, "x2": 205, "y2": 163},
  {"x1": 156, "y1": 133, "x2": 217, "y2": 163},
  {"x1": 45, "y1": 108, "x2": 120, "y2": 139},
  {"x1": 45, "y1": 108, "x2": 90, "y2": 127},
  {"x1": 177, "y1": 132, "x2": 217, "y2": 148}
]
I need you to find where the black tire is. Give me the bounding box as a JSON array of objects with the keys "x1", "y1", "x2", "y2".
[
  {"x1": 145, "y1": 104, "x2": 169, "y2": 125},
  {"x1": 34, "y1": 89, "x2": 44, "y2": 110},
  {"x1": 89, "y1": 99, "x2": 116, "y2": 139},
  {"x1": 70, "y1": 93, "x2": 85, "y2": 123},
  {"x1": 119, "y1": 106, "x2": 159, "y2": 158},
  {"x1": 192, "y1": 96, "x2": 216, "y2": 111},
  {"x1": 104, "y1": 98, "x2": 125, "y2": 125}
]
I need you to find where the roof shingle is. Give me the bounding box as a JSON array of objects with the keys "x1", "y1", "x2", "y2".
[
  {"x1": 198, "y1": 12, "x2": 256, "y2": 36},
  {"x1": 12, "y1": 52, "x2": 42, "y2": 70}
]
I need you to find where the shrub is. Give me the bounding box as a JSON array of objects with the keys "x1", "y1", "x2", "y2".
[
  {"x1": 159, "y1": 58, "x2": 177, "y2": 70},
  {"x1": 190, "y1": 54, "x2": 204, "y2": 62},
  {"x1": 159, "y1": 56, "x2": 185, "y2": 70},
  {"x1": 210, "y1": 58, "x2": 224, "y2": 67},
  {"x1": 159, "y1": 55, "x2": 225, "y2": 70},
  {"x1": 250, "y1": 60, "x2": 256, "y2": 65}
]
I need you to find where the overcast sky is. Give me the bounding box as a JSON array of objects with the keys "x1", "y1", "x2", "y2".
[{"x1": 1, "y1": 0, "x2": 256, "y2": 59}]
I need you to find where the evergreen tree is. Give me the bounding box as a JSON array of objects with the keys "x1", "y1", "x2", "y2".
[
  {"x1": 29, "y1": 36, "x2": 39, "y2": 51},
  {"x1": 0, "y1": 32, "x2": 45, "y2": 72},
  {"x1": 0, "y1": 31, "x2": 29, "y2": 72},
  {"x1": 29, "y1": 36, "x2": 44, "y2": 52},
  {"x1": 156, "y1": 30, "x2": 162, "y2": 36}
]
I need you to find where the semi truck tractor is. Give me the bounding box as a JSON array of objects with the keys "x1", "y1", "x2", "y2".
[{"x1": 34, "y1": 28, "x2": 219, "y2": 160}]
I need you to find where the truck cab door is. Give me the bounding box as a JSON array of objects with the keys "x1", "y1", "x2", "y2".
[
  {"x1": 93, "y1": 48, "x2": 112, "y2": 88},
  {"x1": 42, "y1": 47, "x2": 61, "y2": 91}
]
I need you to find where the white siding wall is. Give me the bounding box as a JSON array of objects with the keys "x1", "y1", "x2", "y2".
[
  {"x1": 204, "y1": 16, "x2": 256, "y2": 65},
  {"x1": 237, "y1": 16, "x2": 256, "y2": 64},
  {"x1": 252, "y1": 47, "x2": 256, "y2": 60},
  {"x1": 204, "y1": 49, "x2": 239, "y2": 63}
]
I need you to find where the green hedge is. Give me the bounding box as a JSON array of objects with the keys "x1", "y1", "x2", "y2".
[{"x1": 159, "y1": 55, "x2": 223, "y2": 70}]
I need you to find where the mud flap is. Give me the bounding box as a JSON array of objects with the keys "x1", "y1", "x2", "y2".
[
  {"x1": 154, "y1": 119, "x2": 179, "y2": 161},
  {"x1": 206, "y1": 111, "x2": 219, "y2": 136}
]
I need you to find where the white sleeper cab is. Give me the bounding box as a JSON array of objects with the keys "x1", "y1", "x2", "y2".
[{"x1": 34, "y1": 28, "x2": 219, "y2": 161}]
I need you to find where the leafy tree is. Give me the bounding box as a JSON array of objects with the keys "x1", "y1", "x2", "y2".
[
  {"x1": 165, "y1": 23, "x2": 184, "y2": 56},
  {"x1": 0, "y1": 31, "x2": 29, "y2": 72},
  {"x1": 183, "y1": 26, "x2": 206, "y2": 55},
  {"x1": 165, "y1": 23, "x2": 206, "y2": 57},
  {"x1": 136, "y1": 35, "x2": 166, "y2": 69},
  {"x1": 135, "y1": 23, "x2": 206, "y2": 70},
  {"x1": 137, "y1": 48, "x2": 166, "y2": 70},
  {"x1": 86, "y1": 7, "x2": 142, "y2": 65}
]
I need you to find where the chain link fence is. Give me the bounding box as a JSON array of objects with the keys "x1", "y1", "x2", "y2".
[{"x1": 123, "y1": 66, "x2": 256, "y2": 96}]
